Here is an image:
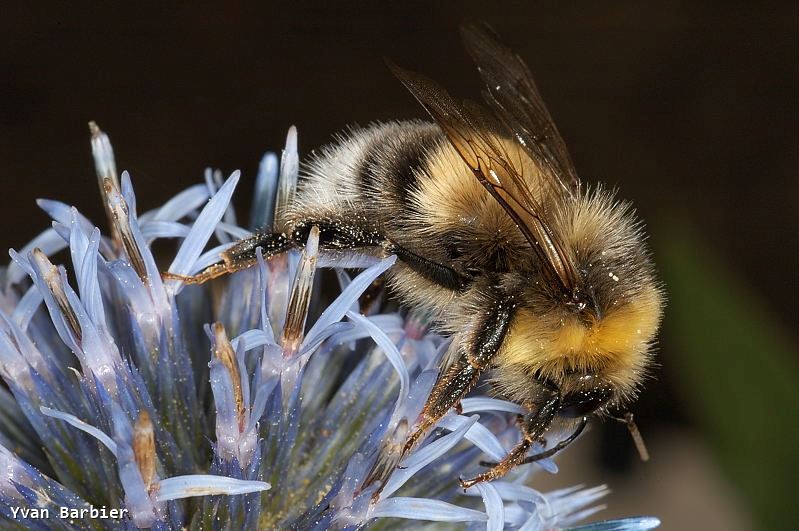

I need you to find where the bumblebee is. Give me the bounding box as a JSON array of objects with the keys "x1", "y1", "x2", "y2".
[{"x1": 166, "y1": 24, "x2": 663, "y2": 487}]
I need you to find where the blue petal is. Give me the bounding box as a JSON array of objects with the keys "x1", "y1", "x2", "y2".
[
  {"x1": 140, "y1": 220, "x2": 191, "y2": 240},
  {"x1": 530, "y1": 441, "x2": 559, "y2": 474},
  {"x1": 231, "y1": 329, "x2": 272, "y2": 352},
  {"x1": 140, "y1": 183, "x2": 208, "y2": 223},
  {"x1": 317, "y1": 252, "x2": 381, "y2": 269},
  {"x1": 298, "y1": 322, "x2": 354, "y2": 358},
  {"x1": 70, "y1": 222, "x2": 105, "y2": 328},
  {"x1": 471, "y1": 480, "x2": 549, "y2": 507},
  {"x1": 475, "y1": 483, "x2": 504, "y2": 531},
  {"x1": 154, "y1": 475, "x2": 270, "y2": 502},
  {"x1": 0, "y1": 327, "x2": 29, "y2": 384},
  {"x1": 40, "y1": 407, "x2": 118, "y2": 456},
  {"x1": 562, "y1": 504, "x2": 608, "y2": 527},
  {"x1": 216, "y1": 221, "x2": 251, "y2": 240},
  {"x1": 302, "y1": 256, "x2": 396, "y2": 351},
  {"x1": 371, "y1": 497, "x2": 487, "y2": 523},
  {"x1": 437, "y1": 415, "x2": 507, "y2": 462},
  {"x1": 550, "y1": 484, "x2": 609, "y2": 515},
  {"x1": 118, "y1": 172, "x2": 170, "y2": 304},
  {"x1": 250, "y1": 152, "x2": 279, "y2": 230},
  {"x1": 246, "y1": 376, "x2": 279, "y2": 433},
  {"x1": 8, "y1": 285, "x2": 42, "y2": 331},
  {"x1": 254, "y1": 247, "x2": 274, "y2": 343},
  {"x1": 209, "y1": 356, "x2": 239, "y2": 461},
  {"x1": 274, "y1": 127, "x2": 299, "y2": 224},
  {"x1": 461, "y1": 397, "x2": 525, "y2": 415},
  {"x1": 567, "y1": 517, "x2": 661, "y2": 531},
  {"x1": 346, "y1": 311, "x2": 409, "y2": 413}
]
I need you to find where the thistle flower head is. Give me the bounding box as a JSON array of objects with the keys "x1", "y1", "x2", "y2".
[{"x1": 0, "y1": 123, "x2": 660, "y2": 530}]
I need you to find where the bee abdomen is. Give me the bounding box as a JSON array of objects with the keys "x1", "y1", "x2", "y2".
[
  {"x1": 355, "y1": 121, "x2": 444, "y2": 211},
  {"x1": 296, "y1": 121, "x2": 444, "y2": 231}
]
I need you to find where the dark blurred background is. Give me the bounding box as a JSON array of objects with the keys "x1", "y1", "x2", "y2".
[{"x1": 2, "y1": 3, "x2": 797, "y2": 530}]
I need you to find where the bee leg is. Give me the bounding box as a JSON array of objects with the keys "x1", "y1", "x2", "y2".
[
  {"x1": 385, "y1": 241, "x2": 469, "y2": 292},
  {"x1": 403, "y1": 355, "x2": 484, "y2": 452},
  {"x1": 517, "y1": 416, "x2": 588, "y2": 465},
  {"x1": 460, "y1": 393, "x2": 561, "y2": 489},
  {"x1": 403, "y1": 294, "x2": 516, "y2": 454},
  {"x1": 162, "y1": 231, "x2": 292, "y2": 284},
  {"x1": 292, "y1": 219, "x2": 468, "y2": 292},
  {"x1": 163, "y1": 218, "x2": 467, "y2": 293}
]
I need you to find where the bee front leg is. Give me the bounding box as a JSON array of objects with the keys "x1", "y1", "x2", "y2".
[
  {"x1": 162, "y1": 231, "x2": 292, "y2": 284},
  {"x1": 403, "y1": 293, "x2": 516, "y2": 454},
  {"x1": 460, "y1": 392, "x2": 560, "y2": 489}
]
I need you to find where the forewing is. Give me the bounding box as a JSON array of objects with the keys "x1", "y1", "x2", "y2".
[
  {"x1": 388, "y1": 61, "x2": 578, "y2": 293},
  {"x1": 461, "y1": 22, "x2": 580, "y2": 198}
]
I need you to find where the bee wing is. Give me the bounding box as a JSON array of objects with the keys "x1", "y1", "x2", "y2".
[
  {"x1": 388, "y1": 61, "x2": 579, "y2": 293},
  {"x1": 461, "y1": 22, "x2": 580, "y2": 199}
]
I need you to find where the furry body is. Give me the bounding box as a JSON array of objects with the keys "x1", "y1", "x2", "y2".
[{"x1": 285, "y1": 120, "x2": 663, "y2": 408}]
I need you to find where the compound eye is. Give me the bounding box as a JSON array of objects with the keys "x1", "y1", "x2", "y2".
[{"x1": 559, "y1": 376, "x2": 613, "y2": 418}]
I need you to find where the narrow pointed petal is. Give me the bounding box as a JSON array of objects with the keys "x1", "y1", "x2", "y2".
[
  {"x1": 274, "y1": 126, "x2": 298, "y2": 228},
  {"x1": 302, "y1": 255, "x2": 396, "y2": 350},
  {"x1": 9, "y1": 284, "x2": 43, "y2": 331},
  {"x1": 437, "y1": 415, "x2": 507, "y2": 462},
  {"x1": 141, "y1": 183, "x2": 209, "y2": 222},
  {"x1": 460, "y1": 397, "x2": 525, "y2": 415},
  {"x1": 251, "y1": 152, "x2": 279, "y2": 230},
  {"x1": 567, "y1": 517, "x2": 661, "y2": 530},
  {"x1": 40, "y1": 407, "x2": 118, "y2": 456},
  {"x1": 371, "y1": 497, "x2": 487, "y2": 523},
  {"x1": 475, "y1": 483, "x2": 504, "y2": 531},
  {"x1": 346, "y1": 311, "x2": 409, "y2": 413},
  {"x1": 154, "y1": 475, "x2": 270, "y2": 502}
]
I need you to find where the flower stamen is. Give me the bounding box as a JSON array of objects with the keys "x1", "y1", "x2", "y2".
[
  {"x1": 89, "y1": 121, "x2": 122, "y2": 248},
  {"x1": 281, "y1": 225, "x2": 319, "y2": 357},
  {"x1": 213, "y1": 322, "x2": 244, "y2": 426},
  {"x1": 30, "y1": 248, "x2": 81, "y2": 342},
  {"x1": 133, "y1": 410, "x2": 158, "y2": 494},
  {"x1": 103, "y1": 177, "x2": 149, "y2": 283}
]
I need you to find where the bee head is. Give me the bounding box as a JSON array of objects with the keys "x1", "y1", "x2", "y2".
[
  {"x1": 503, "y1": 186, "x2": 665, "y2": 402},
  {"x1": 497, "y1": 263, "x2": 662, "y2": 406}
]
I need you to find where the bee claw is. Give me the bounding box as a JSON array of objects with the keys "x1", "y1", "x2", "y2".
[{"x1": 459, "y1": 476, "x2": 482, "y2": 490}]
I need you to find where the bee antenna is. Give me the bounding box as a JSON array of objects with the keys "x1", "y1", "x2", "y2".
[{"x1": 611, "y1": 411, "x2": 650, "y2": 462}]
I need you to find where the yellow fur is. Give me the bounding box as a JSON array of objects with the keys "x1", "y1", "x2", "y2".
[
  {"x1": 414, "y1": 138, "x2": 538, "y2": 238},
  {"x1": 497, "y1": 285, "x2": 662, "y2": 397}
]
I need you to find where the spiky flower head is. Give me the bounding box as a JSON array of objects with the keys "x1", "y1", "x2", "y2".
[{"x1": 0, "y1": 123, "x2": 660, "y2": 530}]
